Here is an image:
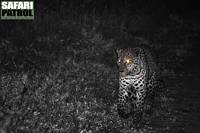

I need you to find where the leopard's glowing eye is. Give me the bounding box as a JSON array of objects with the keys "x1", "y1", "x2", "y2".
[{"x1": 125, "y1": 59, "x2": 132, "y2": 64}]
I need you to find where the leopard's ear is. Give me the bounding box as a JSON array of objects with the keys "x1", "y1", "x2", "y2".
[
  {"x1": 116, "y1": 48, "x2": 123, "y2": 57},
  {"x1": 134, "y1": 47, "x2": 142, "y2": 57}
]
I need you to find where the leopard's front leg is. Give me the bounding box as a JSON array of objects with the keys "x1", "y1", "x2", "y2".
[
  {"x1": 117, "y1": 86, "x2": 132, "y2": 119},
  {"x1": 133, "y1": 87, "x2": 146, "y2": 122}
]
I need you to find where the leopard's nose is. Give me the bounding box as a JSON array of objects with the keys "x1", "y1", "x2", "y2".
[{"x1": 119, "y1": 67, "x2": 124, "y2": 72}]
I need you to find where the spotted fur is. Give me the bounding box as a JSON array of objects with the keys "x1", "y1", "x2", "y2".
[{"x1": 116, "y1": 47, "x2": 163, "y2": 121}]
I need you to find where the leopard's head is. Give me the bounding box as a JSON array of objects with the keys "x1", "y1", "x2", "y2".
[{"x1": 116, "y1": 48, "x2": 145, "y2": 78}]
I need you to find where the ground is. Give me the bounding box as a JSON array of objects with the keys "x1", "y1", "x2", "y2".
[{"x1": 0, "y1": 2, "x2": 200, "y2": 133}]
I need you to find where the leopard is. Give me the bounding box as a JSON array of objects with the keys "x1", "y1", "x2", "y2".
[{"x1": 116, "y1": 47, "x2": 164, "y2": 122}]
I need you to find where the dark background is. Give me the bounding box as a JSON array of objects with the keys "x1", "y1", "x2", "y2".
[{"x1": 0, "y1": 0, "x2": 200, "y2": 132}]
